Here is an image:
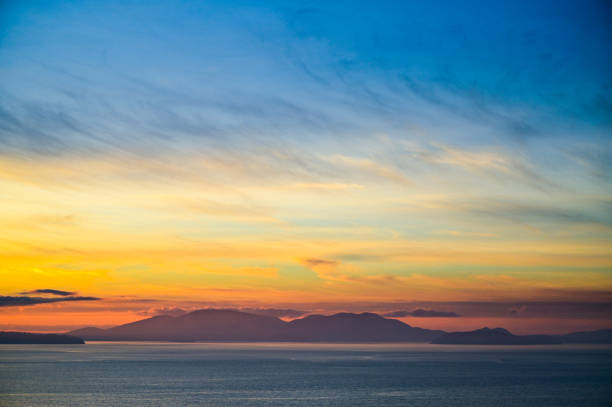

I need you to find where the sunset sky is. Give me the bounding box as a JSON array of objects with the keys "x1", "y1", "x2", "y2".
[{"x1": 1, "y1": 0, "x2": 611, "y2": 334}]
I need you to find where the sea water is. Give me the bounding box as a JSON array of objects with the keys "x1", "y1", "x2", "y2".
[{"x1": 1, "y1": 342, "x2": 611, "y2": 406}]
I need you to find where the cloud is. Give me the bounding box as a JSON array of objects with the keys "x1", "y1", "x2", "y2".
[
  {"x1": 426, "y1": 145, "x2": 513, "y2": 173},
  {"x1": 138, "y1": 306, "x2": 188, "y2": 317},
  {"x1": 405, "y1": 196, "x2": 612, "y2": 227},
  {"x1": 565, "y1": 143, "x2": 612, "y2": 182},
  {"x1": 170, "y1": 198, "x2": 281, "y2": 223},
  {"x1": 239, "y1": 308, "x2": 307, "y2": 319},
  {"x1": 508, "y1": 305, "x2": 528, "y2": 315},
  {"x1": 336, "y1": 254, "x2": 384, "y2": 262},
  {"x1": 415, "y1": 144, "x2": 554, "y2": 189},
  {"x1": 376, "y1": 301, "x2": 612, "y2": 320},
  {"x1": 0, "y1": 295, "x2": 101, "y2": 307},
  {"x1": 303, "y1": 258, "x2": 339, "y2": 267},
  {"x1": 302, "y1": 257, "x2": 407, "y2": 286},
  {"x1": 435, "y1": 230, "x2": 497, "y2": 238},
  {"x1": 384, "y1": 309, "x2": 460, "y2": 318},
  {"x1": 289, "y1": 182, "x2": 364, "y2": 191},
  {"x1": 136, "y1": 306, "x2": 307, "y2": 319},
  {"x1": 463, "y1": 200, "x2": 611, "y2": 226},
  {"x1": 326, "y1": 155, "x2": 411, "y2": 186},
  {"x1": 19, "y1": 289, "x2": 76, "y2": 296},
  {"x1": 251, "y1": 300, "x2": 612, "y2": 320}
]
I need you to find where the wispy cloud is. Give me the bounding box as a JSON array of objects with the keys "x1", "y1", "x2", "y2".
[
  {"x1": 289, "y1": 182, "x2": 364, "y2": 191},
  {"x1": 460, "y1": 199, "x2": 612, "y2": 226},
  {"x1": 412, "y1": 143, "x2": 555, "y2": 190},
  {"x1": 326, "y1": 155, "x2": 411, "y2": 186},
  {"x1": 167, "y1": 198, "x2": 281, "y2": 223}
]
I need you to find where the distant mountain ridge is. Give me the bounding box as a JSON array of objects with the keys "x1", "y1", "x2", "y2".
[
  {"x1": 432, "y1": 327, "x2": 563, "y2": 345},
  {"x1": 432, "y1": 327, "x2": 612, "y2": 345},
  {"x1": 285, "y1": 312, "x2": 443, "y2": 342},
  {"x1": 68, "y1": 309, "x2": 445, "y2": 342},
  {"x1": 66, "y1": 309, "x2": 612, "y2": 344},
  {"x1": 559, "y1": 329, "x2": 612, "y2": 344}
]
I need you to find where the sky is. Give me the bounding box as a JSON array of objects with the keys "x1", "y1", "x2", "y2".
[{"x1": 0, "y1": 0, "x2": 611, "y2": 334}]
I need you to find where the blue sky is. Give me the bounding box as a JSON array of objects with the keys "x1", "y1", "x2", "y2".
[{"x1": 1, "y1": 0, "x2": 610, "y2": 152}]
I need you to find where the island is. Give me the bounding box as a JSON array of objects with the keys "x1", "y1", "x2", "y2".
[
  {"x1": 64, "y1": 310, "x2": 611, "y2": 344},
  {"x1": 431, "y1": 327, "x2": 562, "y2": 345},
  {"x1": 0, "y1": 331, "x2": 85, "y2": 344},
  {"x1": 68, "y1": 309, "x2": 445, "y2": 342}
]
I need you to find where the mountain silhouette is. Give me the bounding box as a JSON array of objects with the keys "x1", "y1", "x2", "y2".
[
  {"x1": 431, "y1": 327, "x2": 562, "y2": 345},
  {"x1": 70, "y1": 310, "x2": 286, "y2": 341},
  {"x1": 284, "y1": 312, "x2": 444, "y2": 342},
  {"x1": 68, "y1": 309, "x2": 444, "y2": 342},
  {"x1": 66, "y1": 310, "x2": 612, "y2": 344}
]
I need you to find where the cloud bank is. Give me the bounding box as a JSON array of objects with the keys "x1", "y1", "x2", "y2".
[
  {"x1": 0, "y1": 295, "x2": 101, "y2": 307},
  {"x1": 384, "y1": 309, "x2": 461, "y2": 318}
]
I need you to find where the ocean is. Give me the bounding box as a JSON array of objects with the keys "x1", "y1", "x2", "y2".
[{"x1": 1, "y1": 342, "x2": 611, "y2": 406}]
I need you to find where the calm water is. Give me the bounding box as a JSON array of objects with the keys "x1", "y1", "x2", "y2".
[{"x1": 1, "y1": 342, "x2": 611, "y2": 406}]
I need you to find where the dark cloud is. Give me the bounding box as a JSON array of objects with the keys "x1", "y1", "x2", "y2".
[
  {"x1": 383, "y1": 310, "x2": 417, "y2": 317},
  {"x1": 508, "y1": 305, "x2": 528, "y2": 315},
  {"x1": 0, "y1": 295, "x2": 100, "y2": 307},
  {"x1": 303, "y1": 258, "x2": 338, "y2": 267},
  {"x1": 384, "y1": 309, "x2": 460, "y2": 318},
  {"x1": 19, "y1": 289, "x2": 76, "y2": 297}
]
